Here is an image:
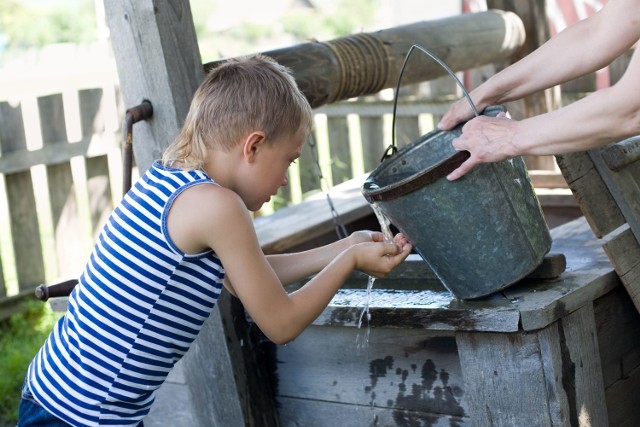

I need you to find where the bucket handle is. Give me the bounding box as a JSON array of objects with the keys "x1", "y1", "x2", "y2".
[{"x1": 383, "y1": 44, "x2": 480, "y2": 162}]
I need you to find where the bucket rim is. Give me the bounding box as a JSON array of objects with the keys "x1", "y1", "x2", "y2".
[{"x1": 362, "y1": 129, "x2": 469, "y2": 203}]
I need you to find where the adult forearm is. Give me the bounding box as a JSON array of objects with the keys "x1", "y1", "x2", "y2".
[
  {"x1": 476, "y1": 4, "x2": 636, "y2": 109},
  {"x1": 514, "y1": 83, "x2": 640, "y2": 156}
]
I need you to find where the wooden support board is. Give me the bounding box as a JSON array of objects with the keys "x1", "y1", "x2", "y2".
[{"x1": 557, "y1": 138, "x2": 640, "y2": 314}]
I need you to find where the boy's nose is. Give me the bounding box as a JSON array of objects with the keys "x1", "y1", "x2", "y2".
[{"x1": 281, "y1": 175, "x2": 289, "y2": 186}]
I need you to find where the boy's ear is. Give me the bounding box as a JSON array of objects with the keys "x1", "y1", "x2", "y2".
[{"x1": 242, "y1": 131, "x2": 267, "y2": 163}]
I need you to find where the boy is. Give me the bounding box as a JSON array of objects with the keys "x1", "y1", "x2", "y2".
[{"x1": 19, "y1": 54, "x2": 411, "y2": 426}]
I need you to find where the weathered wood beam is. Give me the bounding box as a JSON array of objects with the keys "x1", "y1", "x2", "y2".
[
  {"x1": 205, "y1": 10, "x2": 526, "y2": 108},
  {"x1": 104, "y1": 0, "x2": 203, "y2": 173}
]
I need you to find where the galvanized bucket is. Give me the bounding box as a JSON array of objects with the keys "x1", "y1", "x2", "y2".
[{"x1": 362, "y1": 103, "x2": 552, "y2": 299}]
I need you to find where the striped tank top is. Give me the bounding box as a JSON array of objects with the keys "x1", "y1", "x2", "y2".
[{"x1": 27, "y1": 161, "x2": 225, "y2": 426}]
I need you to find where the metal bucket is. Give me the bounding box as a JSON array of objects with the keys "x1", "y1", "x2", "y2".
[{"x1": 362, "y1": 105, "x2": 552, "y2": 299}]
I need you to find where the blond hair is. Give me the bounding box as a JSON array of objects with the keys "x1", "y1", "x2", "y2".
[{"x1": 162, "y1": 54, "x2": 313, "y2": 170}]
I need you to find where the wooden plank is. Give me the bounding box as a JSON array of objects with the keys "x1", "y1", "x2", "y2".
[
  {"x1": 39, "y1": 93, "x2": 86, "y2": 279},
  {"x1": 609, "y1": 48, "x2": 634, "y2": 85},
  {"x1": 181, "y1": 293, "x2": 248, "y2": 427},
  {"x1": 78, "y1": 88, "x2": 105, "y2": 136},
  {"x1": 78, "y1": 89, "x2": 114, "y2": 239},
  {"x1": 486, "y1": 0, "x2": 560, "y2": 127},
  {"x1": 47, "y1": 162, "x2": 86, "y2": 278},
  {"x1": 0, "y1": 289, "x2": 37, "y2": 321},
  {"x1": 0, "y1": 101, "x2": 46, "y2": 292},
  {"x1": 593, "y1": 285, "x2": 640, "y2": 388},
  {"x1": 277, "y1": 396, "x2": 469, "y2": 427},
  {"x1": 590, "y1": 145, "x2": 640, "y2": 244},
  {"x1": 316, "y1": 292, "x2": 521, "y2": 332},
  {"x1": 0, "y1": 135, "x2": 116, "y2": 174},
  {"x1": 104, "y1": 0, "x2": 203, "y2": 173},
  {"x1": 299, "y1": 133, "x2": 321, "y2": 195},
  {"x1": 507, "y1": 271, "x2": 620, "y2": 331},
  {"x1": 601, "y1": 136, "x2": 640, "y2": 171},
  {"x1": 457, "y1": 304, "x2": 608, "y2": 427},
  {"x1": 327, "y1": 116, "x2": 352, "y2": 185},
  {"x1": 502, "y1": 214, "x2": 616, "y2": 331},
  {"x1": 394, "y1": 116, "x2": 420, "y2": 150},
  {"x1": 556, "y1": 152, "x2": 625, "y2": 237},
  {"x1": 603, "y1": 225, "x2": 640, "y2": 313},
  {"x1": 537, "y1": 305, "x2": 608, "y2": 427},
  {"x1": 274, "y1": 326, "x2": 468, "y2": 416},
  {"x1": 529, "y1": 170, "x2": 569, "y2": 188},
  {"x1": 85, "y1": 156, "x2": 113, "y2": 239},
  {"x1": 605, "y1": 364, "x2": 640, "y2": 427},
  {"x1": 184, "y1": 291, "x2": 278, "y2": 427},
  {"x1": 359, "y1": 115, "x2": 386, "y2": 172},
  {"x1": 456, "y1": 331, "x2": 555, "y2": 426}
]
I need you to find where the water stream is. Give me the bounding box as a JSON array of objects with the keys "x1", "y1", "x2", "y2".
[{"x1": 356, "y1": 202, "x2": 394, "y2": 351}]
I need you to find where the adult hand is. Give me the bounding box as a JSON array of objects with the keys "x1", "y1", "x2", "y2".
[
  {"x1": 438, "y1": 94, "x2": 486, "y2": 131},
  {"x1": 446, "y1": 112, "x2": 519, "y2": 181}
]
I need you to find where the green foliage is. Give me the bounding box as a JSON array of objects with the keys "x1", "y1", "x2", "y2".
[
  {"x1": 0, "y1": 301, "x2": 61, "y2": 426},
  {"x1": 0, "y1": 0, "x2": 96, "y2": 50}
]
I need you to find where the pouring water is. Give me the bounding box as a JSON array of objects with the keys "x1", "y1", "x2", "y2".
[{"x1": 356, "y1": 202, "x2": 394, "y2": 348}]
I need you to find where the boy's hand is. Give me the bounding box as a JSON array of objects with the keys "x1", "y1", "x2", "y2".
[
  {"x1": 347, "y1": 230, "x2": 384, "y2": 245},
  {"x1": 350, "y1": 233, "x2": 412, "y2": 278}
]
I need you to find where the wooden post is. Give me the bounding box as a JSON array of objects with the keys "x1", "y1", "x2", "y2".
[
  {"x1": 104, "y1": 1, "x2": 203, "y2": 173},
  {"x1": 103, "y1": 1, "x2": 278, "y2": 425},
  {"x1": 205, "y1": 10, "x2": 525, "y2": 109},
  {"x1": 487, "y1": 0, "x2": 560, "y2": 171}
]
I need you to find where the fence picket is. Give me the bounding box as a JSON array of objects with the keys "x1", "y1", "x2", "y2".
[
  {"x1": 327, "y1": 116, "x2": 352, "y2": 185},
  {"x1": 39, "y1": 93, "x2": 86, "y2": 280},
  {"x1": 79, "y1": 89, "x2": 115, "y2": 240},
  {"x1": 0, "y1": 101, "x2": 47, "y2": 293}
]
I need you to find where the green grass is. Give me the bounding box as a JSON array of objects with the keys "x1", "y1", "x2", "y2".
[{"x1": 0, "y1": 301, "x2": 61, "y2": 426}]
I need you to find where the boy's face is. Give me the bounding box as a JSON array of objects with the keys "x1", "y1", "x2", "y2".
[{"x1": 244, "y1": 129, "x2": 306, "y2": 211}]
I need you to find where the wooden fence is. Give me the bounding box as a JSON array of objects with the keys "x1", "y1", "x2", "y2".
[{"x1": 4, "y1": 49, "x2": 632, "y2": 318}]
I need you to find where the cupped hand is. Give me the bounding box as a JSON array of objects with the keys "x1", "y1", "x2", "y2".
[{"x1": 352, "y1": 233, "x2": 412, "y2": 279}]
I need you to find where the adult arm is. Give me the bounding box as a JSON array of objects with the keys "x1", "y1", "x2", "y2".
[
  {"x1": 439, "y1": 0, "x2": 640, "y2": 180},
  {"x1": 445, "y1": 44, "x2": 640, "y2": 180},
  {"x1": 439, "y1": 0, "x2": 640, "y2": 128}
]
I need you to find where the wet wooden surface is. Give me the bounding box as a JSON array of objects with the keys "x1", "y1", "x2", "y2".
[{"x1": 310, "y1": 215, "x2": 617, "y2": 333}]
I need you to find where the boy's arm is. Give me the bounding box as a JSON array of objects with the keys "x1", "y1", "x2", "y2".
[
  {"x1": 188, "y1": 186, "x2": 410, "y2": 345},
  {"x1": 265, "y1": 231, "x2": 378, "y2": 286}
]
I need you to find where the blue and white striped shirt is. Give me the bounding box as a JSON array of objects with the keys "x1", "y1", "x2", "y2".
[{"x1": 27, "y1": 161, "x2": 225, "y2": 426}]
